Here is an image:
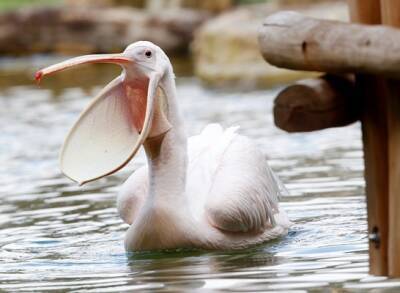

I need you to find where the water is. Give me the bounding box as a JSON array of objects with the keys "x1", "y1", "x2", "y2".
[{"x1": 1, "y1": 57, "x2": 399, "y2": 292}]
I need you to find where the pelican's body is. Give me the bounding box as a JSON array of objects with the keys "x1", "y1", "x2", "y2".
[
  {"x1": 118, "y1": 124, "x2": 291, "y2": 251},
  {"x1": 37, "y1": 41, "x2": 291, "y2": 252}
]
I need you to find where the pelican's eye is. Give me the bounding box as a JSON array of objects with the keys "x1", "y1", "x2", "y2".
[{"x1": 145, "y1": 50, "x2": 152, "y2": 58}]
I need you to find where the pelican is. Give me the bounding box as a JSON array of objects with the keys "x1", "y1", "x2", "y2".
[{"x1": 36, "y1": 41, "x2": 291, "y2": 251}]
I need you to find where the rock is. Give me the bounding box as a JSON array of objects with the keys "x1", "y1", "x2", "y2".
[
  {"x1": 0, "y1": 6, "x2": 210, "y2": 55},
  {"x1": 192, "y1": 1, "x2": 349, "y2": 88},
  {"x1": 66, "y1": 0, "x2": 233, "y2": 13},
  {"x1": 65, "y1": 0, "x2": 146, "y2": 8},
  {"x1": 147, "y1": 0, "x2": 233, "y2": 13}
]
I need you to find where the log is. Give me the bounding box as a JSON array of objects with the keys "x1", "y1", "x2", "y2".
[
  {"x1": 258, "y1": 11, "x2": 400, "y2": 78},
  {"x1": 348, "y1": 0, "x2": 389, "y2": 276},
  {"x1": 381, "y1": 0, "x2": 400, "y2": 277},
  {"x1": 274, "y1": 74, "x2": 358, "y2": 132}
]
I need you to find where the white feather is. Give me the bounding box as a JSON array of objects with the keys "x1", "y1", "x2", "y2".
[{"x1": 118, "y1": 123, "x2": 291, "y2": 250}]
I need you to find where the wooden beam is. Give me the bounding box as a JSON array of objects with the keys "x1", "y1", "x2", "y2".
[
  {"x1": 380, "y1": 0, "x2": 400, "y2": 277},
  {"x1": 274, "y1": 74, "x2": 358, "y2": 132},
  {"x1": 258, "y1": 11, "x2": 400, "y2": 78},
  {"x1": 348, "y1": 0, "x2": 389, "y2": 276}
]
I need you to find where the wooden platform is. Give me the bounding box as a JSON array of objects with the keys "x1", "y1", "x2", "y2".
[{"x1": 258, "y1": 0, "x2": 400, "y2": 277}]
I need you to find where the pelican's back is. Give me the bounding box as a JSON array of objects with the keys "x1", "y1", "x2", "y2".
[{"x1": 186, "y1": 124, "x2": 289, "y2": 234}]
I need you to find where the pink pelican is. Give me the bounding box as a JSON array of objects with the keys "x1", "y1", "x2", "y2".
[{"x1": 36, "y1": 41, "x2": 291, "y2": 251}]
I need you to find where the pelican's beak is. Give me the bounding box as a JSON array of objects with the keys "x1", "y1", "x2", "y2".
[
  {"x1": 36, "y1": 54, "x2": 163, "y2": 185},
  {"x1": 35, "y1": 54, "x2": 131, "y2": 83}
]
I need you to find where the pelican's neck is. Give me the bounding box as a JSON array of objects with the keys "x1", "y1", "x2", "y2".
[{"x1": 143, "y1": 72, "x2": 188, "y2": 206}]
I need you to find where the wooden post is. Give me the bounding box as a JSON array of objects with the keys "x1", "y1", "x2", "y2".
[
  {"x1": 380, "y1": 0, "x2": 400, "y2": 277},
  {"x1": 348, "y1": 0, "x2": 381, "y2": 24},
  {"x1": 348, "y1": 0, "x2": 389, "y2": 276}
]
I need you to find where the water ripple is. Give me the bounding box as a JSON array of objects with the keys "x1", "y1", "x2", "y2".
[{"x1": 1, "y1": 77, "x2": 398, "y2": 291}]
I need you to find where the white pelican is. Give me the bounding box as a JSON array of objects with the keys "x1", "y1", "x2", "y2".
[{"x1": 36, "y1": 41, "x2": 291, "y2": 251}]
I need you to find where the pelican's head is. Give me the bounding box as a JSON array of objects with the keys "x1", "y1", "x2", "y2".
[
  {"x1": 122, "y1": 41, "x2": 172, "y2": 78},
  {"x1": 36, "y1": 41, "x2": 172, "y2": 85},
  {"x1": 36, "y1": 41, "x2": 173, "y2": 185}
]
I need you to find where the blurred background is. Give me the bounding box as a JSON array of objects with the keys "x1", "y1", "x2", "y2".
[{"x1": 0, "y1": 0, "x2": 348, "y2": 90}]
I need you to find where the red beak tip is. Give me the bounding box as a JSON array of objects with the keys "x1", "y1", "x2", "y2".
[{"x1": 35, "y1": 71, "x2": 43, "y2": 84}]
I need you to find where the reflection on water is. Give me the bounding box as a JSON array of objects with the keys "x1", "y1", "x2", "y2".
[{"x1": 1, "y1": 59, "x2": 399, "y2": 292}]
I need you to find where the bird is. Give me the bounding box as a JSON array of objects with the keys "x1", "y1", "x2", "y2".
[{"x1": 36, "y1": 41, "x2": 291, "y2": 251}]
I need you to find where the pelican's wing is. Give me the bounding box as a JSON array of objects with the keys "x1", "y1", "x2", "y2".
[{"x1": 188, "y1": 124, "x2": 287, "y2": 233}]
